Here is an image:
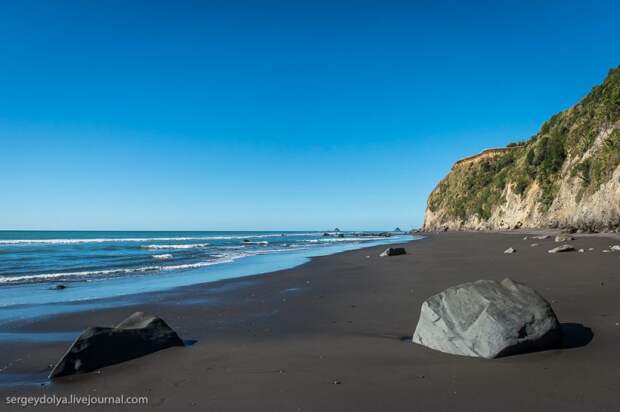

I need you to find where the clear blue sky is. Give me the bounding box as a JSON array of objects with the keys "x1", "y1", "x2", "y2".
[{"x1": 1, "y1": 0, "x2": 619, "y2": 231}]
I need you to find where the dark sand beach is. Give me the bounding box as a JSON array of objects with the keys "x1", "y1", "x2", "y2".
[{"x1": 2, "y1": 232, "x2": 620, "y2": 411}]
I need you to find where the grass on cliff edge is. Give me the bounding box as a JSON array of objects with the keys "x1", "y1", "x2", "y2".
[{"x1": 428, "y1": 66, "x2": 620, "y2": 223}]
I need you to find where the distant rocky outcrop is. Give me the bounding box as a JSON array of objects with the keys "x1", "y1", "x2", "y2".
[
  {"x1": 412, "y1": 278, "x2": 561, "y2": 358},
  {"x1": 423, "y1": 66, "x2": 620, "y2": 232},
  {"x1": 49, "y1": 312, "x2": 184, "y2": 379}
]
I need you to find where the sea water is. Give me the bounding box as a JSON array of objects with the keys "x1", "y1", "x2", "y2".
[{"x1": 0, "y1": 231, "x2": 416, "y2": 323}]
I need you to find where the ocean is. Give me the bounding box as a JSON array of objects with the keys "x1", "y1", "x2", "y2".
[{"x1": 0, "y1": 231, "x2": 415, "y2": 322}]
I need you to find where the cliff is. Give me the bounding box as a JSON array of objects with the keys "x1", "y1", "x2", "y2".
[{"x1": 423, "y1": 66, "x2": 620, "y2": 232}]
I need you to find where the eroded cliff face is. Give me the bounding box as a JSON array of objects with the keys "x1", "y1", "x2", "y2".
[{"x1": 423, "y1": 67, "x2": 620, "y2": 232}]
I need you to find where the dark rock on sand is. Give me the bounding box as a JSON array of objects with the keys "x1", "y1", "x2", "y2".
[
  {"x1": 548, "y1": 245, "x2": 576, "y2": 253},
  {"x1": 412, "y1": 278, "x2": 561, "y2": 359},
  {"x1": 379, "y1": 247, "x2": 407, "y2": 257},
  {"x1": 49, "y1": 312, "x2": 184, "y2": 379}
]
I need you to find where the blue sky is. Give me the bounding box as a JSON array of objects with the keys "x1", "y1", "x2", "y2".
[{"x1": 1, "y1": 0, "x2": 619, "y2": 230}]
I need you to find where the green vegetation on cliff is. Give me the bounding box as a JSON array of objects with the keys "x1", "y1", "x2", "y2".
[{"x1": 428, "y1": 66, "x2": 620, "y2": 223}]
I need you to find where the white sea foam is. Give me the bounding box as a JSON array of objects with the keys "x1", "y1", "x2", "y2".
[
  {"x1": 0, "y1": 257, "x2": 239, "y2": 285},
  {"x1": 0, "y1": 237, "x2": 213, "y2": 245},
  {"x1": 304, "y1": 237, "x2": 386, "y2": 243},
  {"x1": 152, "y1": 254, "x2": 173, "y2": 260},
  {"x1": 142, "y1": 243, "x2": 210, "y2": 250},
  {"x1": 0, "y1": 233, "x2": 318, "y2": 246},
  {"x1": 253, "y1": 248, "x2": 299, "y2": 254}
]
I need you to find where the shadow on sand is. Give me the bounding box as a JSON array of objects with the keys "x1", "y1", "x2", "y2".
[
  {"x1": 560, "y1": 322, "x2": 594, "y2": 349},
  {"x1": 399, "y1": 322, "x2": 593, "y2": 354}
]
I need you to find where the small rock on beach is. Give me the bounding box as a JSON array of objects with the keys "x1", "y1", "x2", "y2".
[
  {"x1": 380, "y1": 247, "x2": 407, "y2": 257},
  {"x1": 548, "y1": 245, "x2": 576, "y2": 253}
]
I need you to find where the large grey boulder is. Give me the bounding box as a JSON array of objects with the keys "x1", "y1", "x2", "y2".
[
  {"x1": 49, "y1": 312, "x2": 184, "y2": 379},
  {"x1": 380, "y1": 247, "x2": 407, "y2": 257},
  {"x1": 412, "y1": 278, "x2": 561, "y2": 359}
]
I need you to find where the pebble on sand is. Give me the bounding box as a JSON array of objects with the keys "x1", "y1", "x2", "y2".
[{"x1": 548, "y1": 244, "x2": 576, "y2": 253}]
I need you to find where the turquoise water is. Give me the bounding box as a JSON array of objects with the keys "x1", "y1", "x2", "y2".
[{"x1": 0, "y1": 231, "x2": 416, "y2": 324}]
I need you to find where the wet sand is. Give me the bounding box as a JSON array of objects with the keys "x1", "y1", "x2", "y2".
[{"x1": 2, "y1": 232, "x2": 620, "y2": 411}]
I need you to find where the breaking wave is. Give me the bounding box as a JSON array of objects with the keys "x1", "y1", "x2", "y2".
[
  {"x1": 152, "y1": 254, "x2": 173, "y2": 260},
  {"x1": 0, "y1": 233, "x2": 318, "y2": 246},
  {"x1": 0, "y1": 258, "x2": 238, "y2": 285},
  {"x1": 142, "y1": 244, "x2": 210, "y2": 250}
]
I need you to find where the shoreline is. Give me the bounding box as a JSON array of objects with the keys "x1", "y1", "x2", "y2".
[
  {"x1": 0, "y1": 234, "x2": 416, "y2": 323},
  {"x1": 2, "y1": 232, "x2": 620, "y2": 410}
]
